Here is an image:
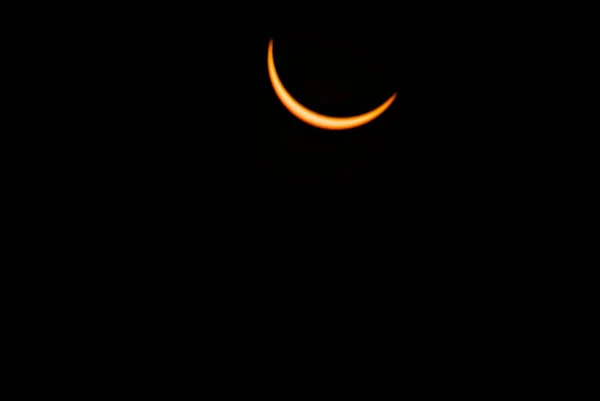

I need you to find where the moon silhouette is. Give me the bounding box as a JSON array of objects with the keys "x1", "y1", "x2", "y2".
[{"x1": 267, "y1": 39, "x2": 396, "y2": 131}]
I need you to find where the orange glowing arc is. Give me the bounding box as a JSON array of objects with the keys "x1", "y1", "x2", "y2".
[{"x1": 267, "y1": 39, "x2": 396, "y2": 130}]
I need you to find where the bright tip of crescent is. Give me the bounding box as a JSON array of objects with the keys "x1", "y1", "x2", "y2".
[{"x1": 267, "y1": 39, "x2": 396, "y2": 130}]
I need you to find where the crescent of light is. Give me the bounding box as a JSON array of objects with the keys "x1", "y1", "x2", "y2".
[{"x1": 268, "y1": 39, "x2": 397, "y2": 130}]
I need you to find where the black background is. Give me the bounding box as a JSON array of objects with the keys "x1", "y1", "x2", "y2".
[
  {"x1": 14, "y1": 6, "x2": 558, "y2": 306},
  {"x1": 11, "y1": 6, "x2": 561, "y2": 334}
]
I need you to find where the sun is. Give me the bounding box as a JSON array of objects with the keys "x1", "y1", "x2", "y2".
[{"x1": 267, "y1": 39, "x2": 396, "y2": 130}]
